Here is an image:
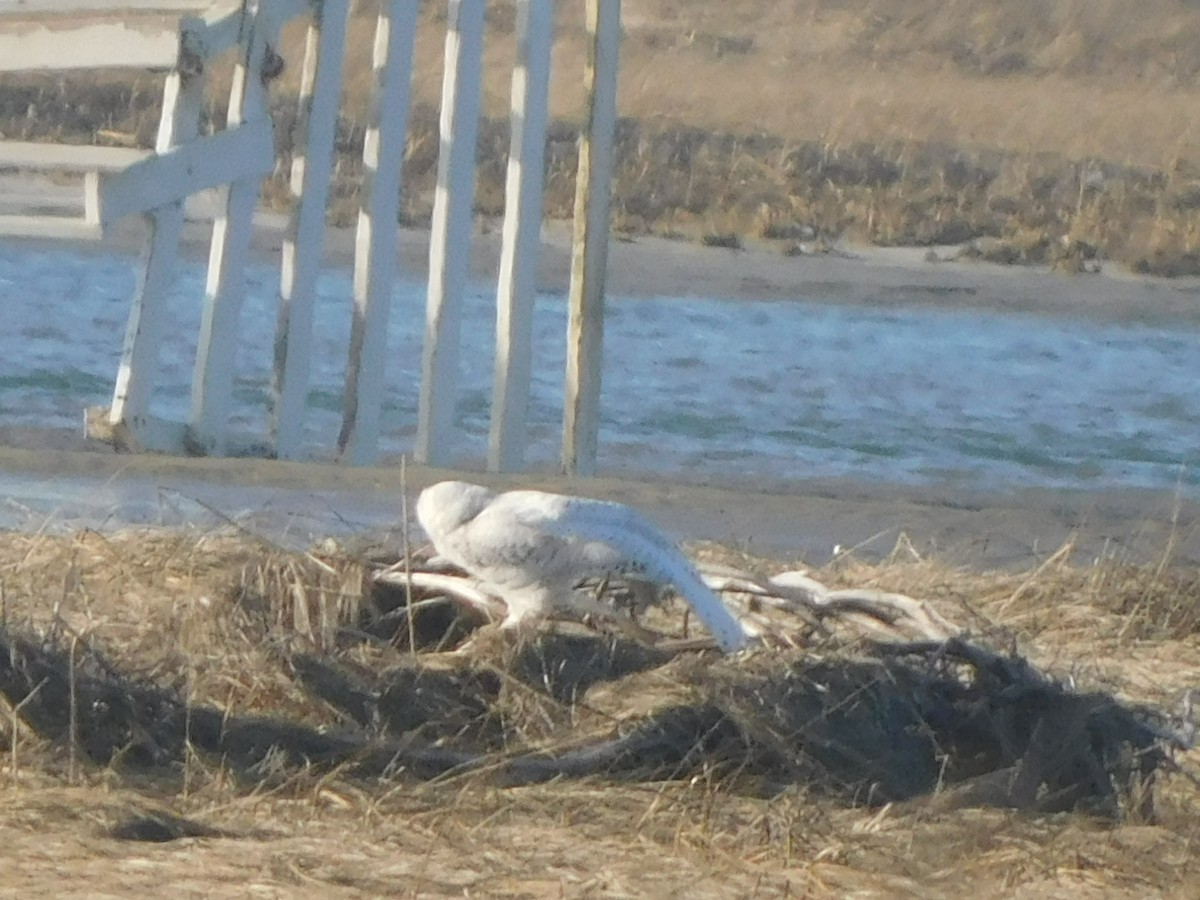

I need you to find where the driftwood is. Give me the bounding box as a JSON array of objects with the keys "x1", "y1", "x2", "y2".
[{"x1": 373, "y1": 555, "x2": 959, "y2": 649}]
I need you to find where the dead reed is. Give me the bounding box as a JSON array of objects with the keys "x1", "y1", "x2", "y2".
[{"x1": 0, "y1": 522, "x2": 1197, "y2": 895}]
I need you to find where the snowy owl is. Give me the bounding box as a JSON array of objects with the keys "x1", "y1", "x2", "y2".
[{"x1": 415, "y1": 481, "x2": 753, "y2": 653}]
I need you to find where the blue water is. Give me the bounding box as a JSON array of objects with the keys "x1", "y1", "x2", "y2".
[{"x1": 1, "y1": 243, "x2": 1198, "y2": 494}]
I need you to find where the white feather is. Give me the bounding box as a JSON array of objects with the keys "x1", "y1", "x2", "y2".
[{"x1": 414, "y1": 480, "x2": 753, "y2": 653}]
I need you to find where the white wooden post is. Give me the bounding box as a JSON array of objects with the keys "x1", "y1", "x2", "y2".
[
  {"x1": 338, "y1": 0, "x2": 419, "y2": 465},
  {"x1": 109, "y1": 61, "x2": 206, "y2": 440},
  {"x1": 271, "y1": 0, "x2": 350, "y2": 460},
  {"x1": 189, "y1": 0, "x2": 279, "y2": 456},
  {"x1": 414, "y1": 0, "x2": 484, "y2": 466},
  {"x1": 487, "y1": 0, "x2": 552, "y2": 473},
  {"x1": 562, "y1": 0, "x2": 620, "y2": 477}
]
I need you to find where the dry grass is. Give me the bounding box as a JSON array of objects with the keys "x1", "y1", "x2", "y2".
[
  {"x1": 7, "y1": 1, "x2": 1200, "y2": 273},
  {"x1": 0, "y1": 523, "x2": 1198, "y2": 897}
]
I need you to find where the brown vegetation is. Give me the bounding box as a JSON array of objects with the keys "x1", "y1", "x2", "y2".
[
  {"x1": 6, "y1": 1, "x2": 1200, "y2": 275},
  {"x1": 0, "y1": 524, "x2": 1198, "y2": 896}
]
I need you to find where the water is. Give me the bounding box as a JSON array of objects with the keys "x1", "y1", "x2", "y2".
[{"x1": 1, "y1": 243, "x2": 1198, "y2": 494}]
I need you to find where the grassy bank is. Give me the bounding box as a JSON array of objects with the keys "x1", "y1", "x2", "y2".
[
  {"x1": 5, "y1": 0, "x2": 1200, "y2": 274},
  {"x1": 0, "y1": 526, "x2": 1198, "y2": 895}
]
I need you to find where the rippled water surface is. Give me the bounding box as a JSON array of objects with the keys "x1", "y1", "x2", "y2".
[{"x1": 1, "y1": 244, "x2": 1197, "y2": 493}]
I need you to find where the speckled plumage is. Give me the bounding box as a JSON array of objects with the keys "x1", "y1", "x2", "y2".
[{"x1": 415, "y1": 480, "x2": 752, "y2": 652}]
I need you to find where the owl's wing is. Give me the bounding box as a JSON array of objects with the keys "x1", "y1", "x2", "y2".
[{"x1": 489, "y1": 491, "x2": 752, "y2": 652}]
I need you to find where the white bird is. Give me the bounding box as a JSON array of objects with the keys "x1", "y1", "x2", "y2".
[{"x1": 414, "y1": 480, "x2": 754, "y2": 653}]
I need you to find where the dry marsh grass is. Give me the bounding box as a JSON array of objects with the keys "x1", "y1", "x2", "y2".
[
  {"x1": 7, "y1": 1, "x2": 1200, "y2": 274},
  {"x1": 0, "y1": 524, "x2": 1198, "y2": 896}
]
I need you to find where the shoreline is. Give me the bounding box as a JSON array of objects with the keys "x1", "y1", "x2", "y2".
[
  {"x1": 0, "y1": 435, "x2": 1194, "y2": 570},
  {"x1": 3, "y1": 194, "x2": 1199, "y2": 569},
  {"x1": 4, "y1": 178, "x2": 1200, "y2": 325}
]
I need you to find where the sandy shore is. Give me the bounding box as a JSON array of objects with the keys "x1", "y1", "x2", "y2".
[
  {"x1": 0, "y1": 433, "x2": 1194, "y2": 570},
  {"x1": 6, "y1": 175, "x2": 1200, "y2": 324},
  {"x1": 3, "y1": 194, "x2": 1199, "y2": 567}
]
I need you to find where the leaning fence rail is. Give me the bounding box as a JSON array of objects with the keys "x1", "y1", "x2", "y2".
[{"x1": 0, "y1": 0, "x2": 620, "y2": 475}]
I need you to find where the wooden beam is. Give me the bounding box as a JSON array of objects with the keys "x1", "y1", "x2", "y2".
[
  {"x1": 0, "y1": 142, "x2": 150, "y2": 172},
  {"x1": 89, "y1": 118, "x2": 275, "y2": 225},
  {"x1": 189, "y1": 0, "x2": 279, "y2": 456},
  {"x1": 108, "y1": 64, "x2": 206, "y2": 447},
  {"x1": 270, "y1": 0, "x2": 351, "y2": 460},
  {"x1": 487, "y1": 0, "x2": 552, "y2": 473},
  {"x1": 0, "y1": 15, "x2": 191, "y2": 71},
  {"x1": 562, "y1": 0, "x2": 620, "y2": 477},
  {"x1": 339, "y1": 0, "x2": 419, "y2": 466},
  {"x1": 0, "y1": 215, "x2": 103, "y2": 240},
  {"x1": 0, "y1": 3, "x2": 249, "y2": 71},
  {"x1": 414, "y1": 0, "x2": 484, "y2": 466}
]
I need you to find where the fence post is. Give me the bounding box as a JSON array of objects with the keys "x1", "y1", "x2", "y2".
[
  {"x1": 338, "y1": 0, "x2": 419, "y2": 465},
  {"x1": 271, "y1": 0, "x2": 350, "y2": 460},
  {"x1": 189, "y1": 0, "x2": 279, "y2": 456},
  {"x1": 562, "y1": 0, "x2": 620, "y2": 476},
  {"x1": 414, "y1": 0, "x2": 484, "y2": 466},
  {"x1": 487, "y1": 0, "x2": 552, "y2": 473},
  {"x1": 108, "y1": 56, "x2": 206, "y2": 440}
]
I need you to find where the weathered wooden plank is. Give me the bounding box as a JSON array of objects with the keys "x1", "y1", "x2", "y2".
[
  {"x1": 88, "y1": 118, "x2": 275, "y2": 225},
  {"x1": 339, "y1": 0, "x2": 419, "y2": 466},
  {"x1": 108, "y1": 64, "x2": 205, "y2": 447},
  {"x1": 189, "y1": 0, "x2": 279, "y2": 456},
  {"x1": 270, "y1": 0, "x2": 351, "y2": 460},
  {"x1": 414, "y1": 0, "x2": 484, "y2": 466},
  {"x1": 487, "y1": 0, "x2": 552, "y2": 473},
  {"x1": 562, "y1": 0, "x2": 620, "y2": 477},
  {"x1": 0, "y1": 142, "x2": 150, "y2": 172},
  {"x1": 0, "y1": 16, "x2": 187, "y2": 70},
  {"x1": 0, "y1": 215, "x2": 103, "y2": 240},
  {"x1": 0, "y1": 2, "x2": 249, "y2": 69},
  {"x1": 3, "y1": 2, "x2": 218, "y2": 14}
]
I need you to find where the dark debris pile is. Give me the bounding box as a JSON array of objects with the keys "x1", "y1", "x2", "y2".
[{"x1": 0, "y1": 626, "x2": 1188, "y2": 819}]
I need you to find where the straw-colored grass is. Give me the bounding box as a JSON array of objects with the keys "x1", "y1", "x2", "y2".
[{"x1": 0, "y1": 524, "x2": 1198, "y2": 897}]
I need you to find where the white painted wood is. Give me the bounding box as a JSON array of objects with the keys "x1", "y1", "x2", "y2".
[
  {"x1": 0, "y1": 16, "x2": 189, "y2": 70},
  {"x1": 189, "y1": 0, "x2": 278, "y2": 456},
  {"x1": 0, "y1": 215, "x2": 103, "y2": 239},
  {"x1": 414, "y1": 0, "x2": 484, "y2": 466},
  {"x1": 83, "y1": 172, "x2": 101, "y2": 224},
  {"x1": 109, "y1": 63, "x2": 206, "y2": 444},
  {"x1": 0, "y1": 142, "x2": 150, "y2": 171},
  {"x1": 2, "y1": 2, "x2": 220, "y2": 14},
  {"x1": 92, "y1": 118, "x2": 275, "y2": 225},
  {"x1": 562, "y1": 0, "x2": 620, "y2": 477},
  {"x1": 0, "y1": 2, "x2": 249, "y2": 69},
  {"x1": 270, "y1": 0, "x2": 351, "y2": 460},
  {"x1": 487, "y1": 0, "x2": 552, "y2": 473},
  {"x1": 338, "y1": 0, "x2": 418, "y2": 466}
]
